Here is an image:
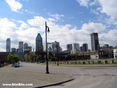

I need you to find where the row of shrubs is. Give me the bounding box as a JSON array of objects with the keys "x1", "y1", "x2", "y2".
[{"x1": 56, "y1": 61, "x2": 117, "y2": 65}]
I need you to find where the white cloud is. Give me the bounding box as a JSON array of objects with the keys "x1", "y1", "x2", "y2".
[
  {"x1": 48, "y1": 13, "x2": 64, "y2": 21},
  {"x1": 0, "y1": 16, "x2": 117, "y2": 52},
  {"x1": 5, "y1": 0, "x2": 22, "y2": 12},
  {"x1": 27, "y1": 16, "x2": 46, "y2": 28},
  {"x1": 90, "y1": 9, "x2": 99, "y2": 15},
  {"x1": 27, "y1": 16, "x2": 117, "y2": 50},
  {"x1": 18, "y1": 20, "x2": 29, "y2": 31},
  {"x1": 77, "y1": 0, "x2": 117, "y2": 19},
  {"x1": 76, "y1": 0, "x2": 90, "y2": 7},
  {"x1": 81, "y1": 22, "x2": 107, "y2": 34},
  {"x1": 98, "y1": 0, "x2": 117, "y2": 19},
  {"x1": 76, "y1": 0, "x2": 117, "y2": 26}
]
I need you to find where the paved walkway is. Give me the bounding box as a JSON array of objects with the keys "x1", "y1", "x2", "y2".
[{"x1": 0, "y1": 65, "x2": 73, "y2": 88}]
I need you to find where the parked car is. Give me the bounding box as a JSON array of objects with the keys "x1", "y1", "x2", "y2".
[{"x1": 14, "y1": 62, "x2": 20, "y2": 67}]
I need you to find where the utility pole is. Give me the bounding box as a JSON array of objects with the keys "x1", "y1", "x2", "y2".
[{"x1": 45, "y1": 22, "x2": 50, "y2": 74}]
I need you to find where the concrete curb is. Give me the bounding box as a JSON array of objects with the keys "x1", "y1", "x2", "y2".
[
  {"x1": 60, "y1": 65, "x2": 117, "y2": 67},
  {"x1": 33, "y1": 78, "x2": 74, "y2": 88}
]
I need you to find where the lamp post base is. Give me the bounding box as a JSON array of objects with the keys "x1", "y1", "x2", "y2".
[{"x1": 46, "y1": 72, "x2": 49, "y2": 74}]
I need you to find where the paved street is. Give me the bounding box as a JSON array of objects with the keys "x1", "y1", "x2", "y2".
[
  {"x1": 1, "y1": 62, "x2": 117, "y2": 88},
  {"x1": 46, "y1": 65, "x2": 117, "y2": 88},
  {"x1": 19, "y1": 62, "x2": 117, "y2": 88},
  {"x1": 0, "y1": 62, "x2": 72, "y2": 88}
]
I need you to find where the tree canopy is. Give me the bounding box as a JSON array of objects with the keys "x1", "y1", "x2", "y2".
[{"x1": 7, "y1": 54, "x2": 20, "y2": 65}]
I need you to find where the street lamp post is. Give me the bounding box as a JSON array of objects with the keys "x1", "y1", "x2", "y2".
[
  {"x1": 45, "y1": 21, "x2": 50, "y2": 74},
  {"x1": 56, "y1": 44, "x2": 59, "y2": 66}
]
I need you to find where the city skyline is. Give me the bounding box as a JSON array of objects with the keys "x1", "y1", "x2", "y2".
[
  {"x1": 3, "y1": 32, "x2": 116, "y2": 53},
  {"x1": 0, "y1": 0, "x2": 117, "y2": 52}
]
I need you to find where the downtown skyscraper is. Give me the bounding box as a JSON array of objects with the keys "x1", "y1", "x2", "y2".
[
  {"x1": 36, "y1": 33, "x2": 43, "y2": 52},
  {"x1": 6, "y1": 38, "x2": 11, "y2": 52},
  {"x1": 18, "y1": 41, "x2": 24, "y2": 58},
  {"x1": 91, "y1": 33, "x2": 99, "y2": 51}
]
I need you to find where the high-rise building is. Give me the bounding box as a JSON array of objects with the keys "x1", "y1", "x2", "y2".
[
  {"x1": 19, "y1": 41, "x2": 23, "y2": 53},
  {"x1": 36, "y1": 33, "x2": 43, "y2": 52},
  {"x1": 82, "y1": 43, "x2": 88, "y2": 52},
  {"x1": 102, "y1": 44, "x2": 109, "y2": 50},
  {"x1": 67, "y1": 44, "x2": 72, "y2": 52},
  {"x1": 74, "y1": 43, "x2": 80, "y2": 52},
  {"x1": 52, "y1": 41, "x2": 61, "y2": 53},
  {"x1": 24, "y1": 43, "x2": 28, "y2": 50},
  {"x1": 18, "y1": 41, "x2": 24, "y2": 58},
  {"x1": 80, "y1": 46, "x2": 83, "y2": 52},
  {"x1": 6, "y1": 38, "x2": 11, "y2": 52},
  {"x1": 91, "y1": 33, "x2": 99, "y2": 51},
  {"x1": 24, "y1": 43, "x2": 32, "y2": 54},
  {"x1": 71, "y1": 44, "x2": 76, "y2": 54},
  {"x1": 71, "y1": 43, "x2": 80, "y2": 54},
  {"x1": 11, "y1": 48, "x2": 17, "y2": 54}
]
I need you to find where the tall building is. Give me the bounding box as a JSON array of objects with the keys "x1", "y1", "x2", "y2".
[
  {"x1": 71, "y1": 44, "x2": 76, "y2": 54},
  {"x1": 80, "y1": 46, "x2": 83, "y2": 52},
  {"x1": 36, "y1": 33, "x2": 43, "y2": 52},
  {"x1": 82, "y1": 43, "x2": 88, "y2": 52},
  {"x1": 24, "y1": 43, "x2": 28, "y2": 50},
  {"x1": 24, "y1": 43, "x2": 32, "y2": 54},
  {"x1": 74, "y1": 43, "x2": 80, "y2": 52},
  {"x1": 19, "y1": 41, "x2": 23, "y2": 53},
  {"x1": 102, "y1": 44, "x2": 109, "y2": 50},
  {"x1": 91, "y1": 33, "x2": 99, "y2": 51},
  {"x1": 6, "y1": 38, "x2": 11, "y2": 52},
  {"x1": 52, "y1": 41, "x2": 61, "y2": 53},
  {"x1": 67, "y1": 44, "x2": 72, "y2": 52},
  {"x1": 11, "y1": 48, "x2": 17, "y2": 54},
  {"x1": 18, "y1": 41, "x2": 24, "y2": 58},
  {"x1": 71, "y1": 43, "x2": 80, "y2": 54}
]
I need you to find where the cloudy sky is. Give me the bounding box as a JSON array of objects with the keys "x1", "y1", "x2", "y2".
[{"x1": 0, "y1": 0, "x2": 117, "y2": 52}]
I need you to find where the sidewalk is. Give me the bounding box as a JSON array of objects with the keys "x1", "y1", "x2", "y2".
[
  {"x1": 47, "y1": 63, "x2": 117, "y2": 67},
  {"x1": 0, "y1": 65, "x2": 73, "y2": 88},
  {"x1": 60, "y1": 64, "x2": 117, "y2": 67}
]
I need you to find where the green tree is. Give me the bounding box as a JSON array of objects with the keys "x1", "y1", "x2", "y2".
[
  {"x1": 65, "y1": 55, "x2": 68, "y2": 60},
  {"x1": 70, "y1": 53, "x2": 78, "y2": 60},
  {"x1": 36, "y1": 55, "x2": 42, "y2": 63},
  {"x1": 48, "y1": 55, "x2": 53, "y2": 61},
  {"x1": 27, "y1": 53, "x2": 34, "y2": 62},
  {"x1": 74, "y1": 53, "x2": 78, "y2": 60},
  {"x1": 21, "y1": 58, "x2": 25, "y2": 62},
  {"x1": 7, "y1": 54, "x2": 20, "y2": 66}
]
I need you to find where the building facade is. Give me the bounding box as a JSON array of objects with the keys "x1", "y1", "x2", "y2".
[
  {"x1": 36, "y1": 33, "x2": 43, "y2": 52},
  {"x1": 82, "y1": 43, "x2": 88, "y2": 52},
  {"x1": 18, "y1": 41, "x2": 24, "y2": 58},
  {"x1": 71, "y1": 44, "x2": 76, "y2": 54},
  {"x1": 6, "y1": 38, "x2": 11, "y2": 52},
  {"x1": 91, "y1": 33, "x2": 99, "y2": 51},
  {"x1": 52, "y1": 41, "x2": 61, "y2": 53},
  {"x1": 113, "y1": 49, "x2": 117, "y2": 59},
  {"x1": 0, "y1": 52, "x2": 10, "y2": 64},
  {"x1": 67, "y1": 44, "x2": 72, "y2": 52},
  {"x1": 74, "y1": 43, "x2": 80, "y2": 52},
  {"x1": 24, "y1": 43, "x2": 32, "y2": 55},
  {"x1": 11, "y1": 48, "x2": 17, "y2": 54},
  {"x1": 79, "y1": 50, "x2": 113, "y2": 59}
]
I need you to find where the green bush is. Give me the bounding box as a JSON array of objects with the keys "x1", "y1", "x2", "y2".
[
  {"x1": 80, "y1": 61, "x2": 86, "y2": 64},
  {"x1": 105, "y1": 61, "x2": 110, "y2": 64},
  {"x1": 94, "y1": 62, "x2": 98, "y2": 64},
  {"x1": 83, "y1": 61, "x2": 86, "y2": 64},
  {"x1": 100, "y1": 62, "x2": 104, "y2": 64},
  {"x1": 114, "y1": 61, "x2": 117, "y2": 64}
]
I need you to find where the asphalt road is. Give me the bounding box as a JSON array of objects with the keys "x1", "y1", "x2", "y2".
[{"x1": 20, "y1": 62, "x2": 117, "y2": 88}]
